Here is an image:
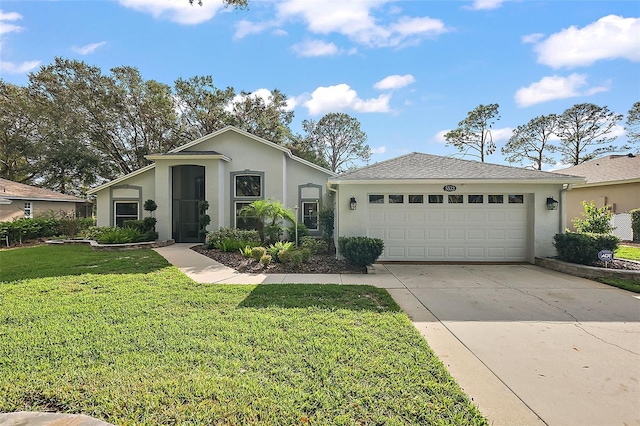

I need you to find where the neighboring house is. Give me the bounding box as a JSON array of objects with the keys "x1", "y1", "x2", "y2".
[
  {"x1": 554, "y1": 153, "x2": 640, "y2": 230},
  {"x1": 0, "y1": 178, "x2": 88, "y2": 222},
  {"x1": 88, "y1": 127, "x2": 585, "y2": 263},
  {"x1": 87, "y1": 126, "x2": 337, "y2": 243},
  {"x1": 328, "y1": 153, "x2": 584, "y2": 263}
]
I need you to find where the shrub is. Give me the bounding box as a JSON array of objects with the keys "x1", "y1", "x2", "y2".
[
  {"x1": 553, "y1": 232, "x2": 620, "y2": 265},
  {"x1": 260, "y1": 254, "x2": 272, "y2": 266},
  {"x1": 300, "y1": 236, "x2": 329, "y2": 254},
  {"x1": 287, "y1": 222, "x2": 309, "y2": 245},
  {"x1": 318, "y1": 205, "x2": 335, "y2": 243},
  {"x1": 572, "y1": 201, "x2": 615, "y2": 234},
  {"x1": 631, "y1": 208, "x2": 640, "y2": 242},
  {"x1": 240, "y1": 245, "x2": 254, "y2": 258},
  {"x1": 267, "y1": 241, "x2": 294, "y2": 262},
  {"x1": 0, "y1": 217, "x2": 95, "y2": 246},
  {"x1": 96, "y1": 227, "x2": 145, "y2": 244},
  {"x1": 198, "y1": 200, "x2": 211, "y2": 238},
  {"x1": 215, "y1": 239, "x2": 258, "y2": 253},
  {"x1": 205, "y1": 228, "x2": 260, "y2": 249},
  {"x1": 80, "y1": 226, "x2": 109, "y2": 241},
  {"x1": 338, "y1": 236, "x2": 384, "y2": 267},
  {"x1": 251, "y1": 246, "x2": 267, "y2": 261},
  {"x1": 278, "y1": 248, "x2": 304, "y2": 267}
]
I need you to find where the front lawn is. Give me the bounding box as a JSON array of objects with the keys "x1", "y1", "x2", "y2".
[
  {"x1": 0, "y1": 245, "x2": 486, "y2": 425},
  {"x1": 615, "y1": 245, "x2": 640, "y2": 261}
]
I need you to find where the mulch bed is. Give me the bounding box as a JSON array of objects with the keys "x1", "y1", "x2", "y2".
[{"x1": 191, "y1": 245, "x2": 366, "y2": 274}]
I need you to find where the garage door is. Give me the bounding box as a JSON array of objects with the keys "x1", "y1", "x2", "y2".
[{"x1": 365, "y1": 193, "x2": 528, "y2": 262}]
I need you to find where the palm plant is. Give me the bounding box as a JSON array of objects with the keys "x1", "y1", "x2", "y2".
[{"x1": 239, "y1": 199, "x2": 295, "y2": 244}]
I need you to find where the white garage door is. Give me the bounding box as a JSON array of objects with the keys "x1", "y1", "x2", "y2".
[{"x1": 366, "y1": 193, "x2": 528, "y2": 262}]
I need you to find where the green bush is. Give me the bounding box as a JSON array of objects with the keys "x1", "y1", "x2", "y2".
[
  {"x1": 79, "y1": 226, "x2": 109, "y2": 241},
  {"x1": 338, "y1": 236, "x2": 384, "y2": 267},
  {"x1": 266, "y1": 241, "x2": 294, "y2": 262},
  {"x1": 96, "y1": 227, "x2": 146, "y2": 244},
  {"x1": 260, "y1": 254, "x2": 272, "y2": 266},
  {"x1": 319, "y1": 205, "x2": 335, "y2": 243},
  {"x1": 631, "y1": 209, "x2": 640, "y2": 242},
  {"x1": 0, "y1": 217, "x2": 95, "y2": 246},
  {"x1": 572, "y1": 201, "x2": 615, "y2": 234},
  {"x1": 215, "y1": 238, "x2": 258, "y2": 253},
  {"x1": 300, "y1": 236, "x2": 329, "y2": 254},
  {"x1": 287, "y1": 222, "x2": 309, "y2": 245},
  {"x1": 251, "y1": 246, "x2": 267, "y2": 261},
  {"x1": 123, "y1": 217, "x2": 157, "y2": 242},
  {"x1": 205, "y1": 228, "x2": 260, "y2": 249},
  {"x1": 553, "y1": 232, "x2": 620, "y2": 265}
]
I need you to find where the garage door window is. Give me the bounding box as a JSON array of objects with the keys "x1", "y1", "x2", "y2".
[
  {"x1": 488, "y1": 195, "x2": 504, "y2": 204},
  {"x1": 448, "y1": 194, "x2": 463, "y2": 204},
  {"x1": 508, "y1": 194, "x2": 524, "y2": 204},
  {"x1": 409, "y1": 195, "x2": 424, "y2": 204},
  {"x1": 369, "y1": 195, "x2": 384, "y2": 204},
  {"x1": 389, "y1": 194, "x2": 404, "y2": 204},
  {"x1": 468, "y1": 195, "x2": 484, "y2": 203},
  {"x1": 428, "y1": 195, "x2": 444, "y2": 204}
]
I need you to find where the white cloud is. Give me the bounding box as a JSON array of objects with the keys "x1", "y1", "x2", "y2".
[
  {"x1": 0, "y1": 60, "x2": 41, "y2": 74},
  {"x1": 117, "y1": 0, "x2": 225, "y2": 25},
  {"x1": 489, "y1": 127, "x2": 513, "y2": 142},
  {"x1": 374, "y1": 74, "x2": 415, "y2": 90},
  {"x1": 234, "y1": 19, "x2": 278, "y2": 40},
  {"x1": 371, "y1": 146, "x2": 387, "y2": 154},
  {"x1": 72, "y1": 41, "x2": 107, "y2": 55},
  {"x1": 433, "y1": 130, "x2": 450, "y2": 143},
  {"x1": 227, "y1": 88, "x2": 297, "y2": 113},
  {"x1": 522, "y1": 33, "x2": 544, "y2": 44},
  {"x1": 533, "y1": 15, "x2": 640, "y2": 69},
  {"x1": 237, "y1": 1, "x2": 450, "y2": 48},
  {"x1": 291, "y1": 39, "x2": 339, "y2": 57},
  {"x1": 467, "y1": 0, "x2": 505, "y2": 11},
  {"x1": 0, "y1": 10, "x2": 24, "y2": 35},
  {"x1": 303, "y1": 83, "x2": 391, "y2": 115},
  {"x1": 514, "y1": 73, "x2": 609, "y2": 107}
]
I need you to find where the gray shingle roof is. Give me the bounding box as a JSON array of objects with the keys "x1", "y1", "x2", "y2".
[
  {"x1": 553, "y1": 153, "x2": 640, "y2": 185},
  {"x1": 0, "y1": 178, "x2": 84, "y2": 202},
  {"x1": 333, "y1": 152, "x2": 584, "y2": 181}
]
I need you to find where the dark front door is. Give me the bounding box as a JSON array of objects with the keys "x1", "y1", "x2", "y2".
[{"x1": 172, "y1": 165, "x2": 205, "y2": 243}]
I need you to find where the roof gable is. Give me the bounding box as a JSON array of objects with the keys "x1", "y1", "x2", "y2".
[
  {"x1": 553, "y1": 154, "x2": 640, "y2": 185},
  {"x1": 331, "y1": 152, "x2": 584, "y2": 183},
  {"x1": 0, "y1": 178, "x2": 84, "y2": 202}
]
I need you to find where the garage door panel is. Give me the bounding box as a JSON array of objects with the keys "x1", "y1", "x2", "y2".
[{"x1": 367, "y1": 203, "x2": 528, "y2": 262}]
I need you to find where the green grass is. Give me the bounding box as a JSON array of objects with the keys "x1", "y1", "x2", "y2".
[
  {"x1": 615, "y1": 245, "x2": 640, "y2": 261},
  {"x1": 0, "y1": 246, "x2": 486, "y2": 425}
]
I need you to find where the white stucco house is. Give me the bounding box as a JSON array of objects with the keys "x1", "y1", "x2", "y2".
[{"x1": 88, "y1": 126, "x2": 584, "y2": 263}]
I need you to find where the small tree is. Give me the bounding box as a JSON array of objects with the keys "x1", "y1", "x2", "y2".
[
  {"x1": 198, "y1": 200, "x2": 211, "y2": 239},
  {"x1": 445, "y1": 103, "x2": 500, "y2": 162},
  {"x1": 572, "y1": 201, "x2": 615, "y2": 234},
  {"x1": 239, "y1": 199, "x2": 295, "y2": 244},
  {"x1": 144, "y1": 199, "x2": 157, "y2": 217}
]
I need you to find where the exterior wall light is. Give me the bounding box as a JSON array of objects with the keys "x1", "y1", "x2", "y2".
[
  {"x1": 350, "y1": 197, "x2": 357, "y2": 210},
  {"x1": 546, "y1": 197, "x2": 559, "y2": 210}
]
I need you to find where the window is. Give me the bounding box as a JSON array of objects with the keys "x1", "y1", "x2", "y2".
[
  {"x1": 235, "y1": 175, "x2": 261, "y2": 197},
  {"x1": 448, "y1": 194, "x2": 463, "y2": 204},
  {"x1": 114, "y1": 202, "x2": 138, "y2": 227},
  {"x1": 409, "y1": 195, "x2": 424, "y2": 204},
  {"x1": 369, "y1": 194, "x2": 384, "y2": 204},
  {"x1": 235, "y1": 202, "x2": 258, "y2": 230},
  {"x1": 389, "y1": 194, "x2": 404, "y2": 204},
  {"x1": 302, "y1": 201, "x2": 319, "y2": 230},
  {"x1": 23, "y1": 202, "x2": 33, "y2": 218},
  {"x1": 488, "y1": 195, "x2": 504, "y2": 204},
  {"x1": 428, "y1": 195, "x2": 444, "y2": 204},
  {"x1": 468, "y1": 195, "x2": 484, "y2": 204},
  {"x1": 508, "y1": 194, "x2": 524, "y2": 204}
]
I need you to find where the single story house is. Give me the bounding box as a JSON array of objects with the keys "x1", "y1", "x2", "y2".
[
  {"x1": 88, "y1": 126, "x2": 585, "y2": 263},
  {"x1": 553, "y1": 153, "x2": 640, "y2": 229},
  {"x1": 0, "y1": 178, "x2": 88, "y2": 222}
]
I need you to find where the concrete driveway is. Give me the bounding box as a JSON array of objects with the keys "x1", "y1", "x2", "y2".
[{"x1": 381, "y1": 264, "x2": 640, "y2": 426}]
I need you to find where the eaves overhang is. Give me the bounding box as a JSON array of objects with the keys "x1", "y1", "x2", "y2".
[{"x1": 327, "y1": 177, "x2": 586, "y2": 186}]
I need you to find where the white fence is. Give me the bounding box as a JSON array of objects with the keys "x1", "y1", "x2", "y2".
[{"x1": 610, "y1": 213, "x2": 633, "y2": 241}]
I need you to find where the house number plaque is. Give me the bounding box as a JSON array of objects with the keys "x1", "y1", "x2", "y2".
[{"x1": 443, "y1": 185, "x2": 456, "y2": 192}]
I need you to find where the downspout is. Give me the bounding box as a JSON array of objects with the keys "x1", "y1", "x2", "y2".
[
  {"x1": 559, "y1": 183, "x2": 573, "y2": 234},
  {"x1": 326, "y1": 182, "x2": 339, "y2": 257}
]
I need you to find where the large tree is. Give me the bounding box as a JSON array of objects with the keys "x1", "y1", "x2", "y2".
[
  {"x1": 444, "y1": 103, "x2": 500, "y2": 162},
  {"x1": 301, "y1": 113, "x2": 370, "y2": 173},
  {"x1": 556, "y1": 103, "x2": 624, "y2": 165},
  {"x1": 228, "y1": 89, "x2": 294, "y2": 145},
  {"x1": 502, "y1": 114, "x2": 558, "y2": 170},
  {"x1": 625, "y1": 101, "x2": 640, "y2": 145}
]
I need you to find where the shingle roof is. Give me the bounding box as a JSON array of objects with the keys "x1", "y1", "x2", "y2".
[
  {"x1": 553, "y1": 153, "x2": 640, "y2": 185},
  {"x1": 0, "y1": 178, "x2": 84, "y2": 202},
  {"x1": 332, "y1": 152, "x2": 584, "y2": 182}
]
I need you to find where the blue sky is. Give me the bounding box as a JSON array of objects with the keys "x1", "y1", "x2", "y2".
[{"x1": 1, "y1": 0, "x2": 638, "y2": 170}]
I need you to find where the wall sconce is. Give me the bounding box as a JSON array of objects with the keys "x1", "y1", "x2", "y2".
[
  {"x1": 546, "y1": 197, "x2": 559, "y2": 210},
  {"x1": 350, "y1": 197, "x2": 357, "y2": 210}
]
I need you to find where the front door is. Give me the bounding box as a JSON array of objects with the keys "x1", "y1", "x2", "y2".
[{"x1": 172, "y1": 165, "x2": 205, "y2": 243}]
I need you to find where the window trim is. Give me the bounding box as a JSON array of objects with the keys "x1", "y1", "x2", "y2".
[
  {"x1": 298, "y1": 183, "x2": 322, "y2": 235},
  {"x1": 23, "y1": 202, "x2": 33, "y2": 218},
  {"x1": 231, "y1": 170, "x2": 265, "y2": 229},
  {"x1": 114, "y1": 201, "x2": 139, "y2": 227}
]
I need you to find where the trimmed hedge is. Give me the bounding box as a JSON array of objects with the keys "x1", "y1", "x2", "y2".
[
  {"x1": 338, "y1": 236, "x2": 384, "y2": 267},
  {"x1": 553, "y1": 232, "x2": 619, "y2": 265},
  {"x1": 631, "y1": 208, "x2": 640, "y2": 242},
  {"x1": 205, "y1": 228, "x2": 260, "y2": 249},
  {"x1": 0, "y1": 217, "x2": 95, "y2": 246}
]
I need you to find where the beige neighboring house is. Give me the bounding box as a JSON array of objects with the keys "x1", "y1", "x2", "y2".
[
  {"x1": 0, "y1": 178, "x2": 88, "y2": 222},
  {"x1": 554, "y1": 153, "x2": 640, "y2": 229}
]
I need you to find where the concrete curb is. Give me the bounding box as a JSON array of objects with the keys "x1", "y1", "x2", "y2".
[{"x1": 535, "y1": 256, "x2": 640, "y2": 282}]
